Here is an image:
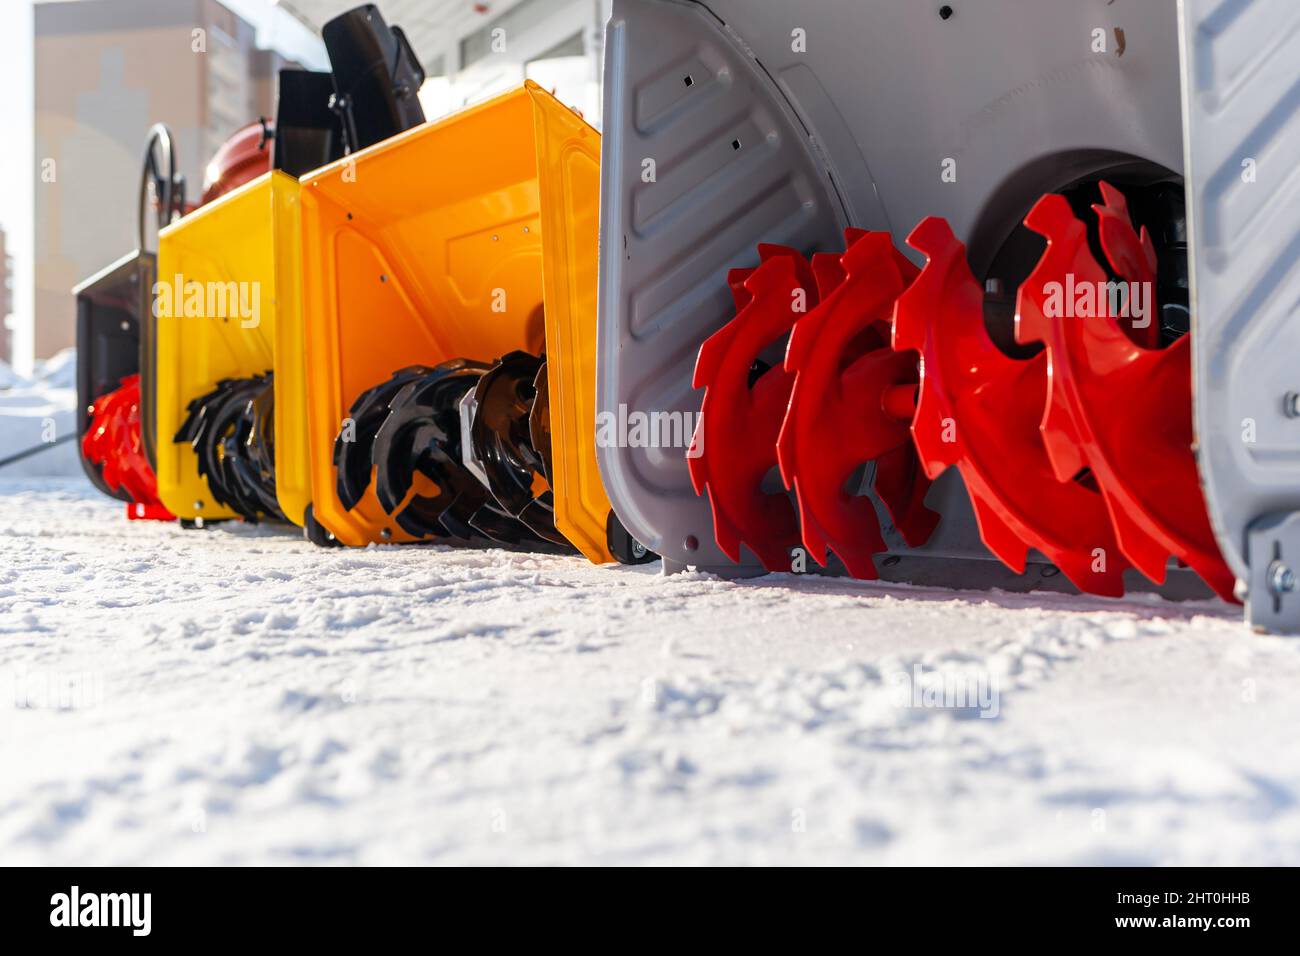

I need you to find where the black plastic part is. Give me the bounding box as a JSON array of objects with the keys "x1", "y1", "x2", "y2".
[
  {"x1": 469, "y1": 351, "x2": 572, "y2": 548},
  {"x1": 321, "y1": 4, "x2": 426, "y2": 155},
  {"x1": 273, "y1": 69, "x2": 346, "y2": 176},
  {"x1": 175, "y1": 373, "x2": 285, "y2": 523},
  {"x1": 607, "y1": 510, "x2": 658, "y2": 565},
  {"x1": 370, "y1": 360, "x2": 487, "y2": 516},
  {"x1": 75, "y1": 252, "x2": 155, "y2": 499},
  {"x1": 179, "y1": 517, "x2": 227, "y2": 530},
  {"x1": 303, "y1": 503, "x2": 342, "y2": 548},
  {"x1": 334, "y1": 365, "x2": 434, "y2": 510}
]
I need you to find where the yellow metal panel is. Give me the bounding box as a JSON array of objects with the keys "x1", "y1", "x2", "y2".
[
  {"x1": 528, "y1": 84, "x2": 614, "y2": 563},
  {"x1": 269, "y1": 173, "x2": 312, "y2": 526},
  {"x1": 154, "y1": 172, "x2": 279, "y2": 521}
]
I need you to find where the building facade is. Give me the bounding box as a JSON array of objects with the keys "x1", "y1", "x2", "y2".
[{"x1": 33, "y1": 0, "x2": 287, "y2": 359}]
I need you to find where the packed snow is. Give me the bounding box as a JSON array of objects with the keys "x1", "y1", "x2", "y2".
[
  {"x1": 0, "y1": 349, "x2": 79, "y2": 479},
  {"x1": 2, "y1": 358, "x2": 1300, "y2": 865},
  {"x1": 2, "y1": 474, "x2": 1299, "y2": 865}
]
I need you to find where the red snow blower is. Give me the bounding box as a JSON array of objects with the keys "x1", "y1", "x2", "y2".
[{"x1": 596, "y1": 0, "x2": 1300, "y2": 632}]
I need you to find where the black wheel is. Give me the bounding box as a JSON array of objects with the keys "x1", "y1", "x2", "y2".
[
  {"x1": 607, "y1": 511, "x2": 656, "y2": 565},
  {"x1": 303, "y1": 503, "x2": 342, "y2": 548}
]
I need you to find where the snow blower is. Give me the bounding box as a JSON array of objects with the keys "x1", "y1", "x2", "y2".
[
  {"x1": 151, "y1": 3, "x2": 426, "y2": 538},
  {"x1": 595, "y1": 0, "x2": 1300, "y2": 631},
  {"x1": 74, "y1": 116, "x2": 269, "y2": 521},
  {"x1": 296, "y1": 80, "x2": 650, "y2": 563}
]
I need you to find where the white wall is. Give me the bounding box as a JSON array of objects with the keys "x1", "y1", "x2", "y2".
[{"x1": 417, "y1": 0, "x2": 612, "y2": 128}]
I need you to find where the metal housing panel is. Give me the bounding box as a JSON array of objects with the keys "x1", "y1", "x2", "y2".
[
  {"x1": 1178, "y1": 0, "x2": 1300, "y2": 621},
  {"x1": 598, "y1": 0, "x2": 1190, "y2": 586}
]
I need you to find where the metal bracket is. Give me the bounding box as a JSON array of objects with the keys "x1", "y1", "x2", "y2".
[{"x1": 1246, "y1": 511, "x2": 1300, "y2": 633}]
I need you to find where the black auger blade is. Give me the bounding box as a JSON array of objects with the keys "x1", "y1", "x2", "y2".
[
  {"x1": 469, "y1": 351, "x2": 572, "y2": 549},
  {"x1": 529, "y1": 360, "x2": 554, "y2": 487},
  {"x1": 334, "y1": 365, "x2": 431, "y2": 511},
  {"x1": 370, "y1": 359, "x2": 489, "y2": 517},
  {"x1": 174, "y1": 372, "x2": 284, "y2": 523}
]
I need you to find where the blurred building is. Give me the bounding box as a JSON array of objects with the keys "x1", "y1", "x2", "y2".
[
  {"x1": 0, "y1": 227, "x2": 13, "y2": 366},
  {"x1": 33, "y1": 0, "x2": 295, "y2": 359},
  {"x1": 282, "y1": 0, "x2": 612, "y2": 125}
]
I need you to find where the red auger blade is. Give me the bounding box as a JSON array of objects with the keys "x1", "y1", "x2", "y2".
[
  {"x1": 687, "y1": 245, "x2": 817, "y2": 571},
  {"x1": 893, "y1": 218, "x2": 1128, "y2": 596},
  {"x1": 82, "y1": 374, "x2": 175, "y2": 521},
  {"x1": 1094, "y1": 181, "x2": 1161, "y2": 350},
  {"x1": 777, "y1": 232, "x2": 937, "y2": 578},
  {"x1": 1015, "y1": 185, "x2": 1237, "y2": 601}
]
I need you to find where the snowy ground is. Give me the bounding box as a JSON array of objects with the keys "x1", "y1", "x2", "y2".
[
  {"x1": 3, "y1": 474, "x2": 1300, "y2": 865},
  {"x1": 0, "y1": 349, "x2": 79, "y2": 479}
]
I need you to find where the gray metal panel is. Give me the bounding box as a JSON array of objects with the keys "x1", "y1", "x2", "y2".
[
  {"x1": 1178, "y1": 0, "x2": 1300, "y2": 622},
  {"x1": 700, "y1": 0, "x2": 1185, "y2": 269},
  {"x1": 597, "y1": 0, "x2": 848, "y2": 570},
  {"x1": 598, "y1": 0, "x2": 1187, "y2": 582},
  {"x1": 1245, "y1": 512, "x2": 1300, "y2": 632}
]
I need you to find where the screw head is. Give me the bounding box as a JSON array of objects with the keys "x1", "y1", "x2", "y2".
[
  {"x1": 1268, "y1": 561, "x2": 1296, "y2": 597},
  {"x1": 1284, "y1": 392, "x2": 1300, "y2": 419}
]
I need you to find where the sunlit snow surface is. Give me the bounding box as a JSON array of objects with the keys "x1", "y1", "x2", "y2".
[{"x1": 1, "y1": 476, "x2": 1297, "y2": 865}]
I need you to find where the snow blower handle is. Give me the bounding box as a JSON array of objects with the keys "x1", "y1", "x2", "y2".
[{"x1": 138, "y1": 123, "x2": 185, "y2": 254}]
